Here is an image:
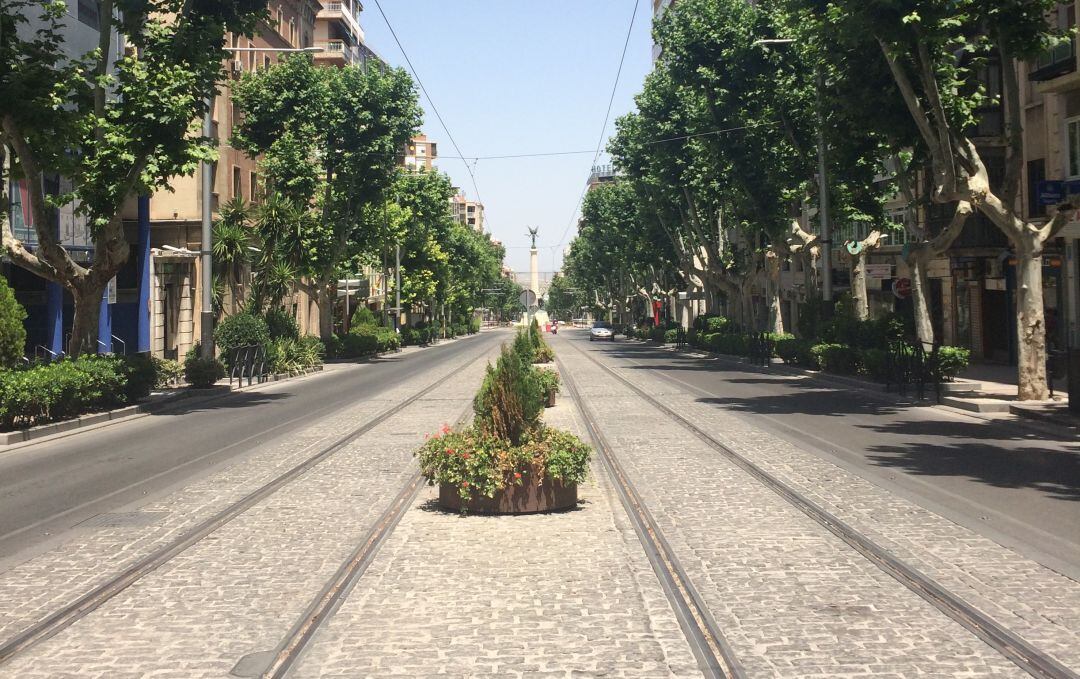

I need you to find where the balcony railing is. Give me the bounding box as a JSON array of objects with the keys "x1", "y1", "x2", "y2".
[{"x1": 1030, "y1": 35, "x2": 1077, "y2": 82}]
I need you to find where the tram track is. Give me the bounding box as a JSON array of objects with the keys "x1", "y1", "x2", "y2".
[
  {"x1": 0, "y1": 342, "x2": 495, "y2": 669},
  {"x1": 259, "y1": 397, "x2": 478, "y2": 678},
  {"x1": 562, "y1": 334, "x2": 1079, "y2": 679},
  {"x1": 557, "y1": 352, "x2": 746, "y2": 679}
]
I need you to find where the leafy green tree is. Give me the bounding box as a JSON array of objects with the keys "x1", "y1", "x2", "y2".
[
  {"x1": 0, "y1": 0, "x2": 267, "y2": 355},
  {"x1": 786, "y1": 0, "x2": 1066, "y2": 398},
  {"x1": 212, "y1": 197, "x2": 253, "y2": 316},
  {"x1": 232, "y1": 55, "x2": 421, "y2": 340}
]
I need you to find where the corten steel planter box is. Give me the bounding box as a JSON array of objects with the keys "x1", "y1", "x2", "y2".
[
  {"x1": 545, "y1": 388, "x2": 557, "y2": 407},
  {"x1": 438, "y1": 479, "x2": 577, "y2": 514}
]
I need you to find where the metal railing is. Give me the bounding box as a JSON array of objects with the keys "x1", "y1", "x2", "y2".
[
  {"x1": 748, "y1": 332, "x2": 775, "y2": 367},
  {"x1": 884, "y1": 338, "x2": 942, "y2": 402},
  {"x1": 229, "y1": 344, "x2": 268, "y2": 387},
  {"x1": 34, "y1": 345, "x2": 62, "y2": 362},
  {"x1": 112, "y1": 335, "x2": 126, "y2": 355}
]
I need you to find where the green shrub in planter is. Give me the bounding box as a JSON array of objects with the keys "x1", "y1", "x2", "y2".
[
  {"x1": 650, "y1": 327, "x2": 666, "y2": 342},
  {"x1": 533, "y1": 366, "x2": 561, "y2": 400},
  {"x1": 214, "y1": 313, "x2": 270, "y2": 369},
  {"x1": 400, "y1": 327, "x2": 420, "y2": 346},
  {"x1": 263, "y1": 307, "x2": 300, "y2": 340},
  {"x1": 663, "y1": 328, "x2": 679, "y2": 344},
  {"x1": 468, "y1": 318, "x2": 481, "y2": 334},
  {"x1": 0, "y1": 276, "x2": 27, "y2": 368},
  {"x1": 474, "y1": 343, "x2": 543, "y2": 445},
  {"x1": 937, "y1": 346, "x2": 970, "y2": 380},
  {"x1": 513, "y1": 329, "x2": 535, "y2": 364},
  {"x1": 184, "y1": 349, "x2": 225, "y2": 388},
  {"x1": 0, "y1": 357, "x2": 129, "y2": 430},
  {"x1": 811, "y1": 343, "x2": 860, "y2": 374}
]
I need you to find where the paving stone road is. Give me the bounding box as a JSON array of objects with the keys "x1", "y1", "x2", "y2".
[
  {"x1": 290, "y1": 383, "x2": 702, "y2": 679},
  {"x1": 0, "y1": 338, "x2": 495, "y2": 678},
  {"x1": 2, "y1": 328, "x2": 1075, "y2": 678},
  {"x1": 569, "y1": 335, "x2": 1080, "y2": 674},
  {"x1": 552, "y1": 335, "x2": 1033, "y2": 678}
]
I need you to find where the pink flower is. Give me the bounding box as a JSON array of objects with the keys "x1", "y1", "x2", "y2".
[
  {"x1": 514, "y1": 472, "x2": 522, "y2": 480},
  {"x1": 440, "y1": 423, "x2": 451, "y2": 434}
]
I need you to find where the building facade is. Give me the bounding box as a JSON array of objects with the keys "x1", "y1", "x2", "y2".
[{"x1": 451, "y1": 193, "x2": 485, "y2": 233}]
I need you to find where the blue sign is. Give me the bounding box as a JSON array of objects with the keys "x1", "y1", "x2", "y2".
[{"x1": 1038, "y1": 180, "x2": 1065, "y2": 205}]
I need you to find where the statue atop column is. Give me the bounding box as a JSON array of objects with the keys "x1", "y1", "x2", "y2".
[{"x1": 527, "y1": 226, "x2": 539, "y2": 249}]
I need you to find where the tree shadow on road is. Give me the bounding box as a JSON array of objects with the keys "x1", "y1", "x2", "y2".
[
  {"x1": 865, "y1": 441, "x2": 1080, "y2": 502},
  {"x1": 150, "y1": 389, "x2": 289, "y2": 417}
]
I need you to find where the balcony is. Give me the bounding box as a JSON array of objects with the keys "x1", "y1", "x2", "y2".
[
  {"x1": 314, "y1": 39, "x2": 358, "y2": 65},
  {"x1": 1030, "y1": 35, "x2": 1077, "y2": 83},
  {"x1": 319, "y1": 1, "x2": 364, "y2": 43}
]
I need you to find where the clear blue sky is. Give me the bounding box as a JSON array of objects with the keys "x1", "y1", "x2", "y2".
[{"x1": 362, "y1": 0, "x2": 653, "y2": 276}]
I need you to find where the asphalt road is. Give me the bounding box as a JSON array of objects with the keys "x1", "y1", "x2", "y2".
[
  {"x1": 0, "y1": 331, "x2": 504, "y2": 568},
  {"x1": 568, "y1": 329, "x2": 1080, "y2": 578}
]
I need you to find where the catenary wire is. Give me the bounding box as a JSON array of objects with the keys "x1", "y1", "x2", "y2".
[
  {"x1": 371, "y1": 0, "x2": 490, "y2": 227},
  {"x1": 554, "y1": 0, "x2": 642, "y2": 256}
]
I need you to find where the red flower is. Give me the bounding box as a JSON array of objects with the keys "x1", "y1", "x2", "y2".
[
  {"x1": 514, "y1": 472, "x2": 522, "y2": 479},
  {"x1": 440, "y1": 424, "x2": 451, "y2": 434},
  {"x1": 462, "y1": 452, "x2": 471, "y2": 460},
  {"x1": 461, "y1": 481, "x2": 469, "y2": 488}
]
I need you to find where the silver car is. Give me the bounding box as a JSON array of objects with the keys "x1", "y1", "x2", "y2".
[{"x1": 589, "y1": 322, "x2": 615, "y2": 342}]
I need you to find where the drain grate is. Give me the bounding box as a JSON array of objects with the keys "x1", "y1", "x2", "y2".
[{"x1": 77, "y1": 511, "x2": 169, "y2": 528}]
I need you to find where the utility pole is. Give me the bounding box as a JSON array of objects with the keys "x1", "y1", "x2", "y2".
[
  {"x1": 199, "y1": 96, "x2": 214, "y2": 359},
  {"x1": 816, "y1": 67, "x2": 833, "y2": 303},
  {"x1": 394, "y1": 243, "x2": 401, "y2": 332},
  {"x1": 199, "y1": 46, "x2": 323, "y2": 361}
]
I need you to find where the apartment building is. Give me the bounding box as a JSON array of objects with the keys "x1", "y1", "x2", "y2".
[
  {"x1": 117, "y1": 1, "x2": 320, "y2": 360},
  {"x1": 402, "y1": 134, "x2": 438, "y2": 172},
  {"x1": 451, "y1": 193, "x2": 485, "y2": 233},
  {"x1": 313, "y1": 0, "x2": 381, "y2": 69}
]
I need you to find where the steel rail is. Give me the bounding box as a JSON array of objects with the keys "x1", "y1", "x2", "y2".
[
  {"x1": 566, "y1": 336, "x2": 1079, "y2": 679},
  {"x1": 557, "y1": 354, "x2": 746, "y2": 679},
  {"x1": 0, "y1": 346, "x2": 492, "y2": 668},
  {"x1": 261, "y1": 397, "x2": 480, "y2": 678}
]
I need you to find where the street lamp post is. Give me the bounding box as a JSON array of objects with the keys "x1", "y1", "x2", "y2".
[
  {"x1": 753, "y1": 38, "x2": 832, "y2": 303},
  {"x1": 200, "y1": 45, "x2": 322, "y2": 360}
]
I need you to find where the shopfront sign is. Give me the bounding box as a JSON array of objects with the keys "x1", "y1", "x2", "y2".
[
  {"x1": 891, "y1": 277, "x2": 912, "y2": 299},
  {"x1": 865, "y1": 264, "x2": 892, "y2": 280},
  {"x1": 1037, "y1": 180, "x2": 1065, "y2": 205}
]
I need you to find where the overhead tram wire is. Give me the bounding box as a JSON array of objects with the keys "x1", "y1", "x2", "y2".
[
  {"x1": 371, "y1": 0, "x2": 489, "y2": 223},
  {"x1": 553, "y1": 0, "x2": 642, "y2": 258}
]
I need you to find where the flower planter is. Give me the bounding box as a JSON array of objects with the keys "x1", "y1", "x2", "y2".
[{"x1": 438, "y1": 478, "x2": 577, "y2": 514}]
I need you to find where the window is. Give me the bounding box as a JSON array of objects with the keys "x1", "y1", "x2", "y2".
[
  {"x1": 250, "y1": 171, "x2": 259, "y2": 202},
  {"x1": 264, "y1": 56, "x2": 271, "y2": 70},
  {"x1": 1028, "y1": 158, "x2": 1047, "y2": 218},
  {"x1": 77, "y1": 0, "x2": 101, "y2": 29},
  {"x1": 289, "y1": 18, "x2": 297, "y2": 46},
  {"x1": 232, "y1": 166, "x2": 243, "y2": 200},
  {"x1": 1068, "y1": 117, "x2": 1080, "y2": 178}
]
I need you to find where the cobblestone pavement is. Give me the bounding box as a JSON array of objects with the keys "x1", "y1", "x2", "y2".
[
  {"x1": 553, "y1": 336, "x2": 1033, "y2": 678},
  {"x1": 0, "y1": 337, "x2": 497, "y2": 678},
  {"x1": 289, "y1": 385, "x2": 702, "y2": 679},
  {"x1": 578, "y1": 338, "x2": 1080, "y2": 674}
]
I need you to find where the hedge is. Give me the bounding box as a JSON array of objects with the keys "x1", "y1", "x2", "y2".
[
  {"x1": 0, "y1": 276, "x2": 27, "y2": 369},
  {"x1": 0, "y1": 356, "x2": 129, "y2": 430}
]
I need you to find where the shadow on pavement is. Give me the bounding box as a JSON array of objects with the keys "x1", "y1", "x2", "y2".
[
  {"x1": 866, "y1": 442, "x2": 1080, "y2": 502},
  {"x1": 152, "y1": 390, "x2": 290, "y2": 417},
  {"x1": 580, "y1": 335, "x2": 1080, "y2": 504}
]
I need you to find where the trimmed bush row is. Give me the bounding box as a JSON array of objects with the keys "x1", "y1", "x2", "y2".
[
  {"x1": 0, "y1": 354, "x2": 162, "y2": 431},
  {"x1": 640, "y1": 314, "x2": 972, "y2": 382}
]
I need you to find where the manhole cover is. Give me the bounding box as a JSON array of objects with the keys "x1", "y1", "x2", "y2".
[{"x1": 77, "y1": 511, "x2": 168, "y2": 528}]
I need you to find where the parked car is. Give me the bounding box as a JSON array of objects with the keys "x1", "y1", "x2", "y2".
[{"x1": 589, "y1": 321, "x2": 615, "y2": 342}]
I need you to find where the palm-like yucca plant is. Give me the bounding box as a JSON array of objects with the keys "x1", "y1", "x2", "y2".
[{"x1": 213, "y1": 197, "x2": 253, "y2": 315}]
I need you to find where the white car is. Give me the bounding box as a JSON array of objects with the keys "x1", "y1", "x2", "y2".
[{"x1": 589, "y1": 322, "x2": 615, "y2": 342}]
